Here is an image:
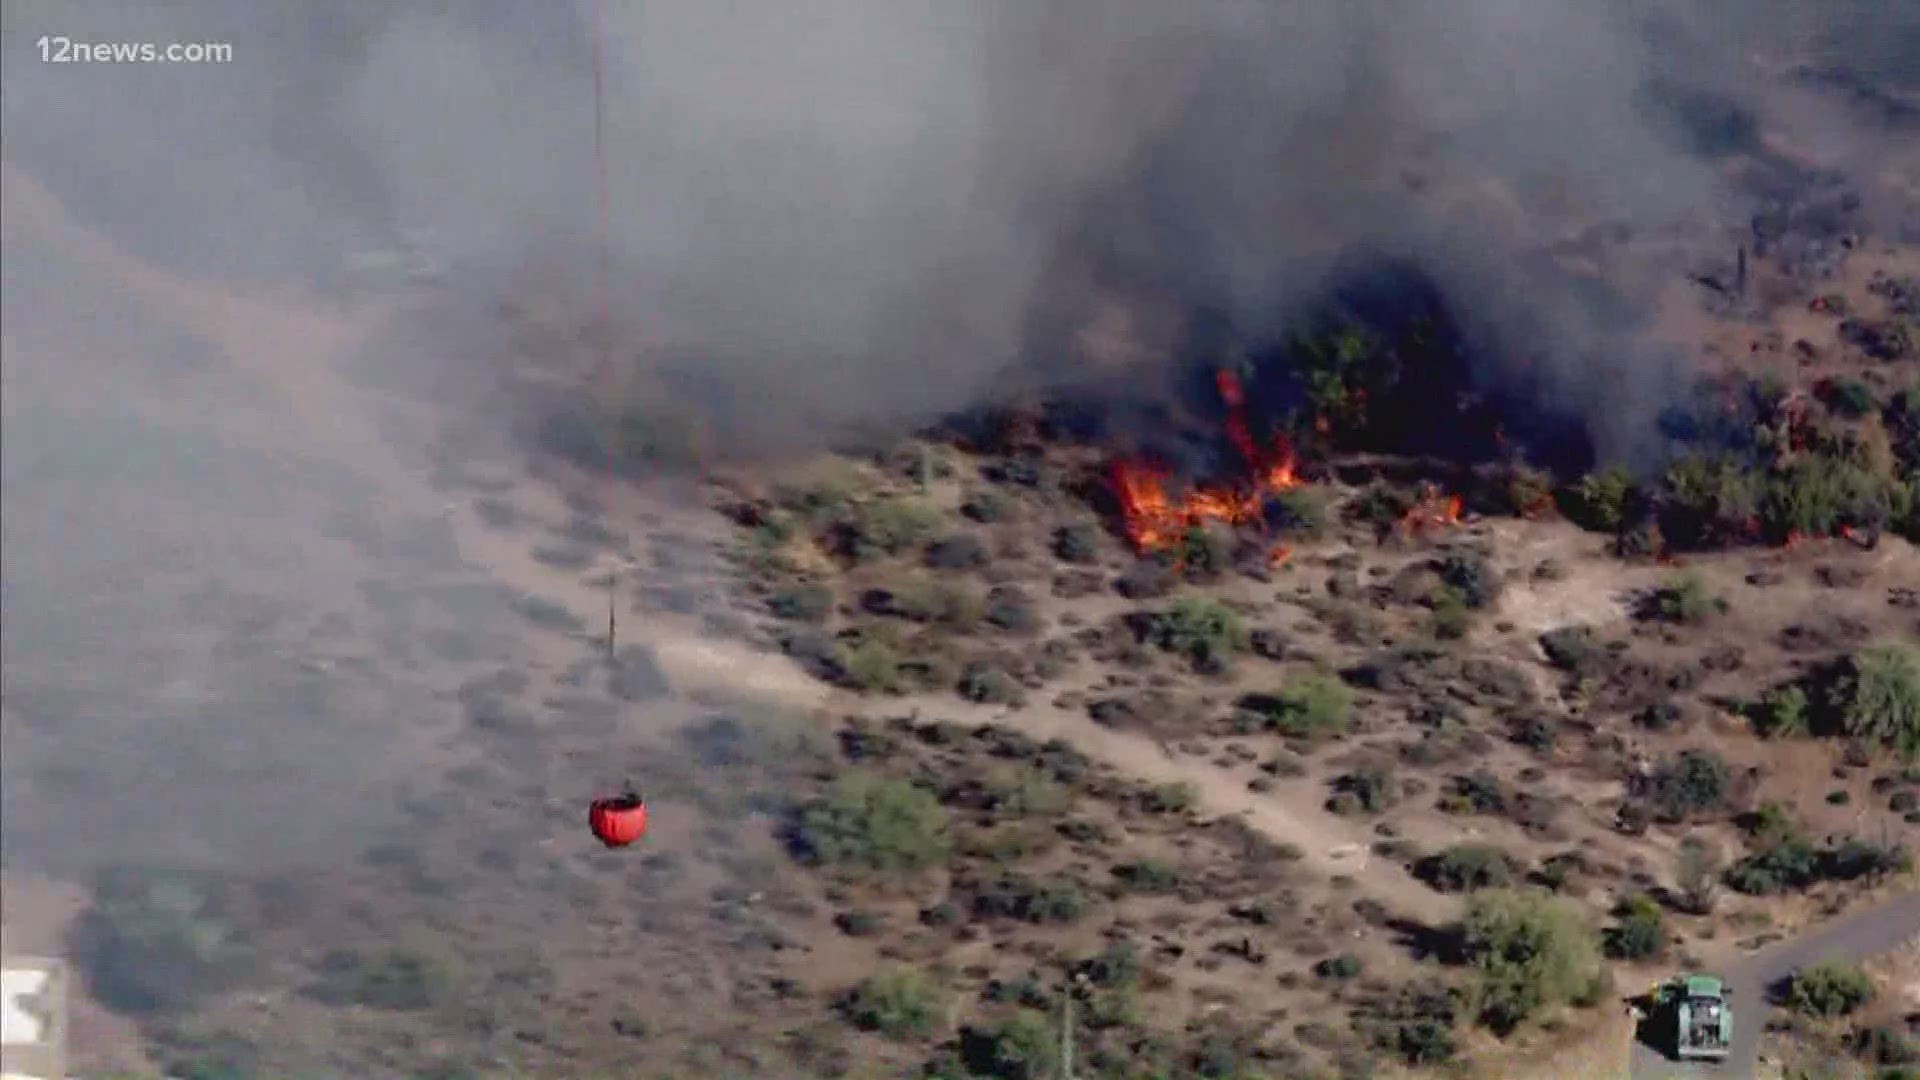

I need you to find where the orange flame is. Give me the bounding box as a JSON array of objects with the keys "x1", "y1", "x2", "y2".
[
  {"x1": 1107, "y1": 370, "x2": 1301, "y2": 554},
  {"x1": 1268, "y1": 543, "x2": 1294, "y2": 567},
  {"x1": 1399, "y1": 484, "x2": 1464, "y2": 537}
]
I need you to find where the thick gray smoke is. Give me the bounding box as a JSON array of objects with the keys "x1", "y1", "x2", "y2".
[{"x1": 2, "y1": 0, "x2": 1915, "y2": 883}]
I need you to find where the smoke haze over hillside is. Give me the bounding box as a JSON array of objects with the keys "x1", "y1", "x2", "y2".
[{"x1": 3, "y1": 0, "x2": 1917, "y2": 883}]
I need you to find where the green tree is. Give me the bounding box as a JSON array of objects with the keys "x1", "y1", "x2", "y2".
[
  {"x1": 1602, "y1": 895, "x2": 1666, "y2": 960},
  {"x1": 1460, "y1": 890, "x2": 1602, "y2": 1034},
  {"x1": 797, "y1": 773, "x2": 951, "y2": 874},
  {"x1": 1674, "y1": 835, "x2": 1720, "y2": 915}
]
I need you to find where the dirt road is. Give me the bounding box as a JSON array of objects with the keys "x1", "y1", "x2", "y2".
[{"x1": 1629, "y1": 889, "x2": 1920, "y2": 1079}]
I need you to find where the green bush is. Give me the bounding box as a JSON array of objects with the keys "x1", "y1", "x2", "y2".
[
  {"x1": 1675, "y1": 836, "x2": 1721, "y2": 914},
  {"x1": 961, "y1": 489, "x2": 1008, "y2": 523},
  {"x1": 843, "y1": 497, "x2": 943, "y2": 560},
  {"x1": 1635, "y1": 750, "x2": 1731, "y2": 822},
  {"x1": 1824, "y1": 378, "x2": 1879, "y2": 418},
  {"x1": 1831, "y1": 644, "x2": 1920, "y2": 759},
  {"x1": 1141, "y1": 781, "x2": 1198, "y2": 815},
  {"x1": 969, "y1": 874, "x2": 1087, "y2": 924},
  {"x1": 837, "y1": 633, "x2": 905, "y2": 693},
  {"x1": 1316, "y1": 953, "x2": 1364, "y2": 980},
  {"x1": 926, "y1": 533, "x2": 990, "y2": 571},
  {"x1": 1659, "y1": 454, "x2": 1758, "y2": 549},
  {"x1": 305, "y1": 949, "x2": 446, "y2": 1011},
  {"x1": 1052, "y1": 522, "x2": 1103, "y2": 564},
  {"x1": 1437, "y1": 551, "x2": 1502, "y2": 609},
  {"x1": 1602, "y1": 895, "x2": 1666, "y2": 960},
  {"x1": 1565, "y1": 468, "x2": 1638, "y2": 532},
  {"x1": 768, "y1": 582, "x2": 835, "y2": 623},
  {"x1": 796, "y1": 773, "x2": 951, "y2": 873},
  {"x1": 845, "y1": 967, "x2": 945, "y2": 1039},
  {"x1": 1427, "y1": 585, "x2": 1472, "y2": 640},
  {"x1": 1750, "y1": 684, "x2": 1810, "y2": 739},
  {"x1": 1113, "y1": 859, "x2": 1181, "y2": 893},
  {"x1": 959, "y1": 661, "x2": 1023, "y2": 705},
  {"x1": 1786, "y1": 961, "x2": 1874, "y2": 1018},
  {"x1": 1760, "y1": 454, "x2": 1890, "y2": 543},
  {"x1": 981, "y1": 765, "x2": 1070, "y2": 818},
  {"x1": 1506, "y1": 467, "x2": 1555, "y2": 517},
  {"x1": 1148, "y1": 597, "x2": 1249, "y2": 673},
  {"x1": 1265, "y1": 486, "x2": 1328, "y2": 536},
  {"x1": 72, "y1": 865, "x2": 254, "y2": 1015},
  {"x1": 1418, "y1": 844, "x2": 1519, "y2": 893},
  {"x1": 1645, "y1": 572, "x2": 1723, "y2": 624},
  {"x1": 960, "y1": 1010, "x2": 1059, "y2": 1080},
  {"x1": 1460, "y1": 890, "x2": 1602, "y2": 1034},
  {"x1": 1329, "y1": 766, "x2": 1398, "y2": 815},
  {"x1": 1249, "y1": 672, "x2": 1355, "y2": 738}
]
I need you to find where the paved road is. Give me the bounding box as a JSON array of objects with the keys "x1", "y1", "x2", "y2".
[{"x1": 1630, "y1": 890, "x2": 1920, "y2": 1079}]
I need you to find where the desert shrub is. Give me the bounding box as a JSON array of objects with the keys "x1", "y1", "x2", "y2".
[
  {"x1": 1114, "y1": 558, "x2": 1177, "y2": 601},
  {"x1": 1674, "y1": 836, "x2": 1721, "y2": 914},
  {"x1": 843, "y1": 497, "x2": 943, "y2": 560},
  {"x1": 72, "y1": 865, "x2": 254, "y2": 1015},
  {"x1": 1436, "y1": 551, "x2": 1502, "y2": 609},
  {"x1": 1760, "y1": 454, "x2": 1891, "y2": 542},
  {"x1": 1248, "y1": 672, "x2": 1355, "y2": 738},
  {"x1": 969, "y1": 874, "x2": 1087, "y2": 924},
  {"x1": 1052, "y1": 522, "x2": 1103, "y2": 564},
  {"x1": 1148, "y1": 597, "x2": 1249, "y2": 673},
  {"x1": 1602, "y1": 895, "x2": 1666, "y2": 960},
  {"x1": 837, "y1": 634, "x2": 904, "y2": 694},
  {"x1": 1506, "y1": 467, "x2": 1555, "y2": 517},
  {"x1": 1787, "y1": 961, "x2": 1875, "y2": 1019},
  {"x1": 1113, "y1": 859, "x2": 1180, "y2": 893},
  {"x1": 1565, "y1": 467, "x2": 1638, "y2": 532},
  {"x1": 1829, "y1": 644, "x2": 1920, "y2": 759},
  {"x1": 981, "y1": 765, "x2": 1070, "y2": 817},
  {"x1": 1265, "y1": 486, "x2": 1329, "y2": 535},
  {"x1": 1824, "y1": 378, "x2": 1879, "y2": 418},
  {"x1": 845, "y1": 968, "x2": 945, "y2": 1039},
  {"x1": 1460, "y1": 889, "x2": 1602, "y2": 1034},
  {"x1": 1853, "y1": 1024, "x2": 1920, "y2": 1067},
  {"x1": 1178, "y1": 525, "x2": 1233, "y2": 581},
  {"x1": 1659, "y1": 453, "x2": 1759, "y2": 549},
  {"x1": 1427, "y1": 585, "x2": 1472, "y2": 640},
  {"x1": 306, "y1": 949, "x2": 446, "y2": 1011},
  {"x1": 1142, "y1": 781, "x2": 1198, "y2": 815},
  {"x1": 959, "y1": 1010, "x2": 1059, "y2": 1080},
  {"x1": 1633, "y1": 749, "x2": 1731, "y2": 822},
  {"x1": 961, "y1": 489, "x2": 1008, "y2": 523},
  {"x1": 768, "y1": 582, "x2": 835, "y2": 623},
  {"x1": 795, "y1": 772, "x2": 950, "y2": 873},
  {"x1": 959, "y1": 661, "x2": 1023, "y2": 705},
  {"x1": 1539, "y1": 626, "x2": 1609, "y2": 677},
  {"x1": 1644, "y1": 571, "x2": 1723, "y2": 624},
  {"x1": 1316, "y1": 953, "x2": 1364, "y2": 980},
  {"x1": 1441, "y1": 771, "x2": 1506, "y2": 816},
  {"x1": 1418, "y1": 844, "x2": 1519, "y2": 893},
  {"x1": 1751, "y1": 684, "x2": 1811, "y2": 739},
  {"x1": 983, "y1": 585, "x2": 1038, "y2": 633},
  {"x1": 875, "y1": 579, "x2": 983, "y2": 628},
  {"x1": 926, "y1": 533, "x2": 990, "y2": 571},
  {"x1": 1330, "y1": 766, "x2": 1398, "y2": 815}
]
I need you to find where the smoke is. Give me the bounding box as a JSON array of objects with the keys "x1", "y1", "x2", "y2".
[{"x1": 2, "y1": 0, "x2": 1915, "y2": 884}]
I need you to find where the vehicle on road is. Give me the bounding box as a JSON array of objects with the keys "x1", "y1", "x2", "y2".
[{"x1": 1645, "y1": 973, "x2": 1734, "y2": 1062}]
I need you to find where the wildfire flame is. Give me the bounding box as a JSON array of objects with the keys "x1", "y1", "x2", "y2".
[
  {"x1": 1108, "y1": 370, "x2": 1301, "y2": 554},
  {"x1": 1399, "y1": 483, "x2": 1464, "y2": 536}
]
